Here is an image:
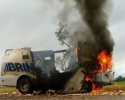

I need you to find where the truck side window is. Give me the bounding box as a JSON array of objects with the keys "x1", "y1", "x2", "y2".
[
  {"x1": 22, "y1": 55, "x2": 29, "y2": 59},
  {"x1": 5, "y1": 51, "x2": 10, "y2": 55},
  {"x1": 45, "y1": 57, "x2": 51, "y2": 60},
  {"x1": 22, "y1": 50, "x2": 29, "y2": 59}
]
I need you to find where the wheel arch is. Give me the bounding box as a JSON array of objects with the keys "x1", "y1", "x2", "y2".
[{"x1": 16, "y1": 74, "x2": 35, "y2": 88}]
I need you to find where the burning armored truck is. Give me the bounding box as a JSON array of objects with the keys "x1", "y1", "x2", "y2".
[{"x1": 0, "y1": 42, "x2": 114, "y2": 94}]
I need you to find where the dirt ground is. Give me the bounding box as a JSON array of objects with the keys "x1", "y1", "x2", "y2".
[
  {"x1": 0, "y1": 95, "x2": 125, "y2": 100},
  {"x1": 0, "y1": 92, "x2": 125, "y2": 100}
]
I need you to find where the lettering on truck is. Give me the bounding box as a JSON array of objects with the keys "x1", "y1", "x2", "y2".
[{"x1": 4, "y1": 62, "x2": 35, "y2": 72}]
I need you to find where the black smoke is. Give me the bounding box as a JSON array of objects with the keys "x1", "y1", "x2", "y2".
[{"x1": 75, "y1": 0, "x2": 114, "y2": 54}]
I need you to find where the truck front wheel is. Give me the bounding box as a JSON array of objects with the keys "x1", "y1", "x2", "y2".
[{"x1": 17, "y1": 78, "x2": 33, "y2": 94}]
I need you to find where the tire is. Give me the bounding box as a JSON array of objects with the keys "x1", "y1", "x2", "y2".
[
  {"x1": 17, "y1": 78, "x2": 32, "y2": 94},
  {"x1": 86, "y1": 81, "x2": 92, "y2": 92}
]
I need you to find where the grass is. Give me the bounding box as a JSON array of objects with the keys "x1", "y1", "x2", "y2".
[
  {"x1": 0, "y1": 86, "x2": 19, "y2": 94},
  {"x1": 103, "y1": 81, "x2": 125, "y2": 91}
]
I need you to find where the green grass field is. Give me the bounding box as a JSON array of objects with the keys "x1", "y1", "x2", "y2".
[{"x1": 0, "y1": 82, "x2": 125, "y2": 93}]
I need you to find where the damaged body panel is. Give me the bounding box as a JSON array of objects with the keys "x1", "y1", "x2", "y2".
[{"x1": 62, "y1": 67, "x2": 86, "y2": 94}]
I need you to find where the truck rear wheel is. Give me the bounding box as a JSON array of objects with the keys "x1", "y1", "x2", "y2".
[{"x1": 17, "y1": 78, "x2": 33, "y2": 94}]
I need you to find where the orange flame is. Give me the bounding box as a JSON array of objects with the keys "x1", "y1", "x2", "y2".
[
  {"x1": 86, "y1": 75, "x2": 92, "y2": 82},
  {"x1": 86, "y1": 75, "x2": 102, "y2": 92},
  {"x1": 92, "y1": 84, "x2": 102, "y2": 93},
  {"x1": 89, "y1": 50, "x2": 113, "y2": 73},
  {"x1": 98, "y1": 50, "x2": 113, "y2": 72},
  {"x1": 85, "y1": 50, "x2": 112, "y2": 92},
  {"x1": 75, "y1": 47, "x2": 80, "y2": 54}
]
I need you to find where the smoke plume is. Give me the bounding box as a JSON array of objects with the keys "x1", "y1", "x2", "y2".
[
  {"x1": 39, "y1": 0, "x2": 114, "y2": 54},
  {"x1": 56, "y1": 0, "x2": 114, "y2": 55},
  {"x1": 75, "y1": 0, "x2": 114, "y2": 54}
]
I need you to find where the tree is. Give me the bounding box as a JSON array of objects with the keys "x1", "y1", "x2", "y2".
[
  {"x1": 55, "y1": 23, "x2": 70, "y2": 47},
  {"x1": 55, "y1": 23, "x2": 73, "y2": 71},
  {"x1": 115, "y1": 76, "x2": 124, "y2": 82}
]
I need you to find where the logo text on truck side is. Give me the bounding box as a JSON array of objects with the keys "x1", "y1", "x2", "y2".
[{"x1": 4, "y1": 62, "x2": 34, "y2": 72}]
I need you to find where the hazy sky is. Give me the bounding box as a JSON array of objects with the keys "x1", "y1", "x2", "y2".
[{"x1": 0, "y1": 0, "x2": 125, "y2": 78}]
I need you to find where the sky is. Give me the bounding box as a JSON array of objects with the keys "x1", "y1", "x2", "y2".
[{"x1": 0, "y1": 0, "x2": 125, "y2": 78}]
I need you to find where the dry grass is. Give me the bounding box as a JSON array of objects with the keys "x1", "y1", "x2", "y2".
[
  {"x1": 0, "y1": 82, "x2": 125, "y2": 94},
  {"x1": 0, "y1": 86, "x2": 19, "y2": 93},
  {"x1": 103, "y1": 82, "x2": 125, "y2": 91}
]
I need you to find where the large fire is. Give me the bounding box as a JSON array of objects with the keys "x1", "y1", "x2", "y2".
[
  {"x1": 75, "y1": 48, "x2": 113, "y2": 92},
  {"x1": 88, "y1": 50, "x2": 113, "y2": 73},
  {"x1": 98, "y1": 50, "x2": 113, "y2": 72},
  {"x1": 86, "y1": 50, "x2": 113, "y2": 92}
]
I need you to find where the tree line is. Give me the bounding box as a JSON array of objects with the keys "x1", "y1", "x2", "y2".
[{"x1": 115, "y1": 76, "x2": 125, "y2": 82}]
